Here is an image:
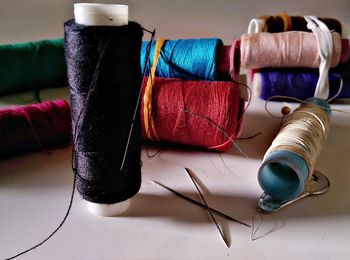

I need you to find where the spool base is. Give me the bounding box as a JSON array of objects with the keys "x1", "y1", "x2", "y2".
[
  {"x1": 258, "y1": 171, "x2": 330, "y2": 212},
  {"x1": 86, "y1": 199, "x2": 131, "y2": 216}
]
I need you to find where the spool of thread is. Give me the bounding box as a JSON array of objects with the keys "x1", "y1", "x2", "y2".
[
  {"x1": 8, "y1": 35, "x2": 342, "y2": 81},
  {"x1": 65, "y1": 4, "x2": 142, "y2": 216},
  {"x1": 0, "y1": 39, "x2": 67, "y2": 96},
  {"x1": 216, "y1": 45, "x2": 231, "y2": 77},
  {"x1": 259, "y1": 14, "x2": 290, "y2": 32},
  {"x1": 229, "y1": 40, "x2": 241, "y2": 81},
  {"x1": 0, "y1": 35, "x2": 239, "y2": 96},
  {"x1": 248, "y1": 15, "x2": 344, "y2": 36},
  {"x1": 258, "y1": 98, "x2": 331, "y2": 204},
  {"x1": 140, "y1": 38, "x2": 226, "y2": 80},
  {"x1": 336, "y1": 58, "x2": 350, "y2": 93},
  {"x1": 0, "y1": 100, "x2": 71, "y2": 158},
  {"x1": 340, "y1": 39, "x2": 350, "y2": 64},
  {"x1": 140, "y1": 76, "x2": 244, "y2": 151},
  {"x1": 241, "y1": 31, "x2": 342, "y2": 69},
  {"x1": 252, "y1": 69, "x2": 350, "y2": 100}
]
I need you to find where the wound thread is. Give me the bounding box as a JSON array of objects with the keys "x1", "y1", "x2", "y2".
[
  {"x1": 143, "y1": 38, "x2": 166, "y2": 140},
  {"x1": 140, "y1": 38, "x2": 224, "y2": 80},
  {"x1": 141, "y1": 76, "x2": 244, "y2": 152},
  {"x1": 258, "y1": 99, "x2": 331, "y2": 202},
  {"x1": 252, "y1": 69, "x2": 348, "y2": 100},
  {"x1": 64, "y1": 20, "x2": 143, "y2": 204},
  {"x1": 0, "y1": 39, "x2": 67, "y2": 96},
  {"x1": 240, "y1": 31, "x2": 341, "y2": 69},
  {"x1": 0, "y1": 100, "x2": 71, "y2": 158},
  {"x1": 264, "y1": 102, "x2": 330, "y2": 180}
]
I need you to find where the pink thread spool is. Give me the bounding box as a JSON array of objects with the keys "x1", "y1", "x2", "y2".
[
  {"x1": 0, "y1": 100, "x2": 71, "y2": 158},
  {"x1": 240, "y1": 31, "x2": 342, "y2": 69}
]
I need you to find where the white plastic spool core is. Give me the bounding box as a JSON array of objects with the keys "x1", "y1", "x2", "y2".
[
  {"x1": 74, "y1": 3, "x2": 128, "y2": 26},
  {"x1": 252, "y1": 72, "x2": 262, "y2": 97},
  {"x1": 87, "y1": 199, "x2": 131, "y2": 216},
  {"x1": 74, "y1": 3, "x2": 131, "y2": 216},
  {"x1": 247, "y1": 18, "x2": 265, "y2": 33}
]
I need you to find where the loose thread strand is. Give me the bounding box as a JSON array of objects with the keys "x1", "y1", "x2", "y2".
[
  {"x1": 183, "y1": 109, "x2": 249, "y2": 157},
  {"x1": 264, "y1": 96, "x2": 333, "y2": 119},
  {"x1": 237, "y1": 132, "x2": 263, "y2": 140},
  {"x1": 251, "y1": 210, "x2": 264, "y2": 241},
  {"x1": 327, "y1": 75, "x2": 343, "y2": 102},
  {"x1": 5, "y1": 167, "x2": 76, "y2": 260}
]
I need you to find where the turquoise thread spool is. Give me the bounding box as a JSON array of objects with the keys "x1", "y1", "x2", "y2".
[
  {"x1": 140, "y1": 38, "x2": 223, "y2": 80},
  {"x1": 258, "y1": 98, "x2": 331, "y2": 211}
]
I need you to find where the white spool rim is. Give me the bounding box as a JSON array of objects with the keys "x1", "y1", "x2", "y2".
[
  {"x1": 74, "y1": 3, "x2": 128, "y2": 26},
  {"x1": 74, "y1": 3, "x2": 128, "y2": 16},
  {"x1": 252, "y1": 72, "x2": 262, "y2": 97},
  {"x1": 247, "y1": 18, "x2": 265, "y2": 33},
  {"x1": 86, "y1": 199, "x2": 131, "y2": 217}
]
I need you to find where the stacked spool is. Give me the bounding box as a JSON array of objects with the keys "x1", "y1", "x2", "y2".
[
  {"x1": 139, "y1": 36, "x2": 244, "y2": 151},
  {"x1": 243, "y1": 14, "x2": 342, "y2": 210},
  {"x1": 64, "y1": 4, "x2": 247, "y2": 217},
  {"x1": 0, "y1": 4, "x2": 246, "y2": 218},
  {"x1": 245, "y1": 13, "x2": 350, "y2": 101},
  {"x1": 0, "y1": 38, "x2": 71, "y2": 158},
  {"x1": 0, "y1": 37, "x2": 245, "y2": 155}
]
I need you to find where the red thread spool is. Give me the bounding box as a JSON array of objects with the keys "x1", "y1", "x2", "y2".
[
  {"x1": 216, "y1": 45, "x2": 231, "y2": 76},
  {"x1": 0, "y1": 100, "x2": 71, "y2": 158},
  {"x1": 216, "y1": 40, "x2": 241, "y2": 80},
  {"x1": 141, "y1": 76, "x2": 244, "y2": 151}
]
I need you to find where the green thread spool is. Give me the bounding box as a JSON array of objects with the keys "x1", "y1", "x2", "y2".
[{"x1": 0, "y1": 39, "x2": 67, "y2": 95}]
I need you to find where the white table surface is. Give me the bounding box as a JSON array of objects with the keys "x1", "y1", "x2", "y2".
[{"x1": 1, "y1": 88, "x2": 350, "y2": 260}]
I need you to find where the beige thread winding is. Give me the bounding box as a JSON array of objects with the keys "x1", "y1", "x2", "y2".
[{"x1": 264, "y1": 103, "x2": 330, "y2": 180}]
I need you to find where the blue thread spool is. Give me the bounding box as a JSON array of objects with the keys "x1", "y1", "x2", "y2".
[
  {"x1": 140, "y1": 38, "x2": 222, "y2": 80},
  {"x1": 258, "y1": 98, "x2": 331, "y2": 211}
]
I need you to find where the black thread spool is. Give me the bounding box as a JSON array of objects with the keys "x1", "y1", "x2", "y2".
[{"x1": 64, "y1": 4, "x2": 143, "y2": 216}]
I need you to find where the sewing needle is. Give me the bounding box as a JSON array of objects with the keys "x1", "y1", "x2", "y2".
[
  {"x1": 185, "y1": 167, "x2": 230, "y2": 247},
  {"x1": 149, "y1": 179, "x2": 250, "y2": 227},
  {"x1": 150, "y1": 179, "x2": 250, "y2": 228}
]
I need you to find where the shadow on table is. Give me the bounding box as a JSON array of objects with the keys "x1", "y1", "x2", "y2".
[{"x1": 0, "y1": 145, "x2": 72, "y2": 189}]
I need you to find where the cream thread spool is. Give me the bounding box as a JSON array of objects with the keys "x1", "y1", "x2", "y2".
[{"x1": 258, "y1": 98, "x2": 331, "y2": 211}]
